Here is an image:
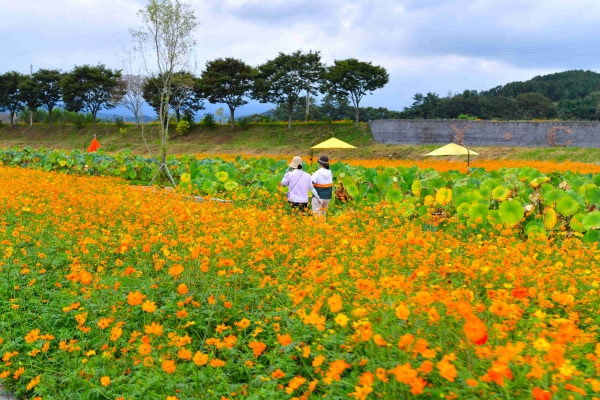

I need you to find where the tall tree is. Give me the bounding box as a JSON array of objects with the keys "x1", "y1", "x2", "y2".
[
  {"x1": 142, "y1": 71, "x2": 203, "y2": 122},
  {"x1": 253, "y1": 50, "x2": 324, "y2": 130},
  {"x1": 0, "y1": 71, "x2": 27, "y2": 127},
  {"x1": 320, "y1": 94, "x2": 353, "y2": 120},
  {"x1": 199, "y1": 58, "x2": 255, "y2": 129},
  {"x1": 20, "y1": 69, "x2": 63, "y2": 127},
  {"x1": 61, "y1": 64, "x2": 123, "y2": 125},
  {"x1": 118, "y1": 50, "x2": 146, "y2": 127},
  {"x1": 131, "y1": 0, "x2": 199, "y2": 185},
  {"x1": 324, "y1": 58, "x2": 389, "y2": 127}
]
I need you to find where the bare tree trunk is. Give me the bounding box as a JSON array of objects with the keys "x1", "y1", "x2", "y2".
[
  {"x1": 355, "y1": 106, "x2": 359, "y2": 128},
  {"x1": 288, "y1": 102, "x2": 293, "y2": 130},
  {"x1": 229, "y1": 105, "x2": 235, "y2": 130},
  {"x1": 10, "y1": 112, "x2": 15, "y2": 127},
  {"x1": 92, "y1": 111, "x2": 97, "y2": 126},
  {"x1": 49, "y1": 106, "x2": 54, "y2": 127}
]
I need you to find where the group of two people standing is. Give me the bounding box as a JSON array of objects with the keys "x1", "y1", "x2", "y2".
[{"x1": 280, "y1": 155, "x2": 332, "y2": 217}]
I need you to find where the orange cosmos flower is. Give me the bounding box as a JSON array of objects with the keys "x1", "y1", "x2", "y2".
[
  {"x1": 327, "y1": 294, "x2": 343, "y2": 313},
  {"x1": 145, "y1": 322, "x2": 163, "y2": 336},
  {"x1": 209, "y1": 358, "x2": 225, "y2": 367},
  {"x1": 463, "y1": 317, "x2": 488, "y2": 345},
  {"x1": 100, "y1": 376, "x2": 110, "y2": 386},
  {"x1": 161, "y1": 360, "x2": 176, "y2": 374},
  {"x1": 139, "y1": 343, "x2": 152, "y2": 356},
  {"x1": 271, "y1": 368, "x2": 286, "y2": 378},
  {"x1": 26, "y1": 375, "x2": 41, "y2": 390},
  {"x1": 177, "y1": 284, "x2": 188, "y2": 295},
  {"x1": 437, "y1": 354, "x2": 458, "y2": 382},
  {"x1": 248, "y1": 341, "x2": 267, "y2": 358},
  {"x1": 168, "y1": 264, "x2": 184, "y2": 277},
  {"x1": 13, "y1": 367, "x2": 25, "y2": 379},
  {"x1": 395, "y1": 303, "x2": 410, "y2": 321},
  {"x1": 177, "y1": 348, "x2": 192, "y2": 360},
  {"x1": 234, "y1": 318, "x2": 251, "y2": 329},
  {"x1": 142, "y1": 300, "x2": 157, "y2": 313},
  {"x1": 277, "y1": 333, "x2": 293, "y2": 346},
  {"x1": 193, "y1": 352, "x2": 209, "y2": 366},
  {"x1": 24, "y1": 329, "x2": 40, "y2": 344},
  {"x1": 127, "y1": 291, "x2": 146, "y2": 306}
]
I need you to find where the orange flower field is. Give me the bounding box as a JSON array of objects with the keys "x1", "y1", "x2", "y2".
[{"x1": 1, "y1": 165, "x2": 600, "y2": 399}]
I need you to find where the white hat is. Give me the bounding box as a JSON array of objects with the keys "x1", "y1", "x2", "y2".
[{"x1": 289, "y1": 156, "x2": 302, "y2": 168}]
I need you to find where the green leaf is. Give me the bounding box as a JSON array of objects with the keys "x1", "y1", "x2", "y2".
[
  {"x1": 366, "y1": 193, "x2": 379, "y2": 203},
  {"x1": 492, "y1": 186, "x2": 510, "y2": 201},
  {"x1": 544, "y1": 208, "x2": 558, "y2": 230},
  {"x1": 555, "y1": 196, "x2": 579, "y2": 216},
  {"x1": 224, "y1": 180, "x2": 239, "y2": 191},
  {"x1": 570, "y1": 213, "x2": 587, "y2": 233},
  {"x1": 216, "y1": 171, "x2": 229, "y2": 182},
  {"x1": 582, "y1": 211, "x2": 600, "y2": 230},
  {"x1": 345, "y1": 183, "x2": 359, "y2": 198},
  {"x1": 386, "y1": 188, "x2": 403, "y2": 204},
  {"x1": 498, "y1": 199, "x2": 524, "y2": 225},
  {"x1": 468, "y1": 203, "x2": 489, "y2": 221},
  {"x1": 525, "y1": 221, "x2": 547, "y2": 239},
  {"x1": 456, "y1": 202, "x2": 471, "y2": 220},
  {"x1": 435, "y1": 188, "x2": 452, "y2": 206},
  {"x1": 411, "y1": 179, "x2": 422, "y2": 196}
]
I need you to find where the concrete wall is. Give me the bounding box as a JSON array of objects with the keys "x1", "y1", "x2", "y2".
[{"x1": 369, "y1": 119, "x2": 600, "y2": 148}]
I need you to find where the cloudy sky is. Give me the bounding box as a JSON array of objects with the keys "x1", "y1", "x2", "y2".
[{"x1": 2, "y1": 0, "x2": 600, "y2": 118}]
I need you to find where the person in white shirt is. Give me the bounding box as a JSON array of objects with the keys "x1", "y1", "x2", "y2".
[
  {"x1": 281, "y1": 156, "x2": 321, "y2": 213},
  {"x1": 311, "y1": 155, "x2": 333, "y2": 218}
]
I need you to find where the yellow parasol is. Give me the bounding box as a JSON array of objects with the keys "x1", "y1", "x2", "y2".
[
  {"x1": 425, "y1": 140, "x2": 478, "y2": 168},
  {"x1": 310, "y1": 137, "x2": 356, "y2": 165}
]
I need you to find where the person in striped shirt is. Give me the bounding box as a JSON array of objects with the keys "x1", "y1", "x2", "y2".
[{"x1": 311, "y1": 155, "x2": 333, "y2": 218}]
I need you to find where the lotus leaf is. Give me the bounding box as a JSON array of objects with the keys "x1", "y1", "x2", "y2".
[{"x1": 498, "y1": 200, "x2": 524, "y2": 225}]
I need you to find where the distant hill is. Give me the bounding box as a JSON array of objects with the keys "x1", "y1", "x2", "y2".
[{"x1": 401, "y1": 70, "x2": 600, "y2": 120}]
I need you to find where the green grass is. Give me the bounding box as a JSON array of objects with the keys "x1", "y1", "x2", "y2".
[{"x1": 1, "y1": 122, "x2": 600, "y2": 163}]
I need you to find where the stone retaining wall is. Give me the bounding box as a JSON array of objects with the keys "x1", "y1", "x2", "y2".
[{"x1": 369, "y1": 120, "x2": 600, "y2": 147}]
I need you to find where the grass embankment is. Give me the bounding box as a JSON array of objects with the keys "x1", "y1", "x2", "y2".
[{"x1": 1, "y1": 123, "x2": 600, "y2": 163}]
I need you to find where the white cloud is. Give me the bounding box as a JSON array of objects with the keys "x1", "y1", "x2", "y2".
[{"x1": 2, "y1": 0, "x2": 600, "y2": 115}]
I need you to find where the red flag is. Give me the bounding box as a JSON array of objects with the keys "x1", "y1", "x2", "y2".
[{"x1": 87, "y1": 137, "x2": 101, "y2": 153}]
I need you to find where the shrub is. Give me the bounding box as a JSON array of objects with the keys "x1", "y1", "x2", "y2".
[
  {"x1": 176, "y1": 120, "x2": 191, "y2": 134},
  {"x1": 72, "y1": 113, "x2": 87, "y2": 129},
  {"x1": 113, "y1": 115, "x2": 126, "y2": 129},
  {"x1": 201, "y1": 113, "x2": 217, "y2": 129},
  {"x1": 457, "y1": 114, "x2": 478, "y2": 120},
  {"x1": 237, "y1": 117, "x2": 251, "y2": 131}
]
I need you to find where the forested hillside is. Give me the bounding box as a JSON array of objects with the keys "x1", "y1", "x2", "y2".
[{"x1": 401, "y1": 70, "x2": 600, "y2": 120}]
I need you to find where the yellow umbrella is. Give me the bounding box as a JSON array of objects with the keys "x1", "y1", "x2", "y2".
[
  {"x1": 310, "y1": 137, "x2": 356, "y2": 164},
  {"x1": 425, "y1": 142, "x2": 479, "y2": 167}
]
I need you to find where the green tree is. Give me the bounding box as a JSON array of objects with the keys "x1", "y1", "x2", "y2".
[
  {"x1": 199, "y1": 58, "x2": 255, "y2": 129},
  {"x1": 516, "y1": 92, "x2": 556, "y2": 119},
  {"x1": 142, "y1": 71, "x2": 203, "y2": 122},
  {"x1": 320, "y1": 94, "x2": 353, "y2": 120},
  {"x1": 253, "y1": 50, "x2": 324, "y2": 130},
  {"x1": 324, "y1": 58, "x2": 389, "y2": 127},
  {"x1": 61, "y1": 64, "x2": 123, "y2": 125},
  {"x1": 0, "y1": 71, "x2": 27, "y2": 127},
  {"x1": 20, "y1": 69, "x2": 63, "y2": 127}
]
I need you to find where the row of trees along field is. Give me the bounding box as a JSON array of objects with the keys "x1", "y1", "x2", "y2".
[
  {"x1": 0, "y1": 53, "x2": 389, "y2": 130},
  {"x1": 401, "y1": 70, "x2": 600, "y2": 120}
]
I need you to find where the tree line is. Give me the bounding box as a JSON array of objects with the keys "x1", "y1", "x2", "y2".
[
  {"x1": 0, "y1": 52, "x2": 389, "y2": 129},
  {"x1": 401, "y1": 70, "x2": 600, "y2": 120}
]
